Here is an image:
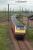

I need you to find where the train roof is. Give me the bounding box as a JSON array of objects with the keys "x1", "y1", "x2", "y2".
[
  {"x1": 11, "y1": 14, "x2": 25, "y2": 26},
  {"x1": 11, "y1": 14, "x2": 17, "y2": 25}
]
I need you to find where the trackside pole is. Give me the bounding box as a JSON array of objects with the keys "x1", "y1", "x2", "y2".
[{"x1": 8, "y1": 4, "x2": 9, "y2": 23}]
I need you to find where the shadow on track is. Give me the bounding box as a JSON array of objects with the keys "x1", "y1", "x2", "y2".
[{"x1": 15, "y1": 35, "x2": 25, "y2": 41}]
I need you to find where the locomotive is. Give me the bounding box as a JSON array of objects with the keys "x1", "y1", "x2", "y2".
[{"x1": 11, "y1": 14, "x2": 26, "y2": 39}]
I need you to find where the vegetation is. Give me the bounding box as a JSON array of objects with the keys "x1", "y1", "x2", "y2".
[
  {"x1": 0, "y1": 24, "x2": 15, "y2": 50},
  {"x1": 0, "y1": 25, "x2": 9, "y2": 50},
  {"x1": 26, "y1": 29, "x2": 33, "y2": 40}
]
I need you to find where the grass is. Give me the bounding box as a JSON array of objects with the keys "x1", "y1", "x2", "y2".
[
  {"x1": 26, "y1": 29, "x2": 33, "y2": 40},
  {"x1": 0, "y1": 25, "x2": 9, "y2": 50},
  {"x1": 0, "y1": 24, "x2": 15, "y2": 50}
]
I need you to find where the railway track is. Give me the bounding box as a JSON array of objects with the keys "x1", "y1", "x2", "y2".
[
  {"x1": 17, "y1": 40, "x2": 33, "y2": 50},
  {"x1": 0, "y1": 20, "x2": 8, "y2": 23},
  {"x1": 9, "y1": 25, "x2": 33, "y2": 50}
]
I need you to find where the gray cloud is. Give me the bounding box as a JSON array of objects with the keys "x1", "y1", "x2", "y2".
[
  {"x1": 0, "y1": 0, "x2": 8, "y2": 5},
  {"x1": 0, "y1": 0, "x2": 33, "y2": 11}
]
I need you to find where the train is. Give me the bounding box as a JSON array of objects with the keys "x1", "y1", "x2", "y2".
[{"x1": 11, "y1": 14, "x2": 26, "y2": 39}]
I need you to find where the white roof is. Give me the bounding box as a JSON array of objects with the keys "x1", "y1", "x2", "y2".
[{"x1": 11, "y1": 14, "x2": 18, "y2": 25}]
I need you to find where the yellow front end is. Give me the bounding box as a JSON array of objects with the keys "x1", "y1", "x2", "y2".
[{"x1": 15, "y1": 26, "x2": 26, "y2": 35}]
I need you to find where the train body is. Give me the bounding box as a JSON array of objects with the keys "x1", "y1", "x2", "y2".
[{"x1": 11, "y1": 14, "x2": 26, "y2": 39}]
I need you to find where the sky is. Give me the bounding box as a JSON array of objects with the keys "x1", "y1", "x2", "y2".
[{"x1": 0, "y1": 0, "x2": 33, "y2": 11}]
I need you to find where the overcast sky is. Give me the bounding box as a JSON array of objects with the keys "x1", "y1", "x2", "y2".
[{"x1": 0, "y1": 0, "x2": 33, "y2": 11}]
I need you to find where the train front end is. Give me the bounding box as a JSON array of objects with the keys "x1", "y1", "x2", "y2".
[
  {"x1": 15, "y1": 25, "x2": 26, "y2": 35},
  {"x1": 14, "y1": 24, "x2": 26, "y2": 39}
]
